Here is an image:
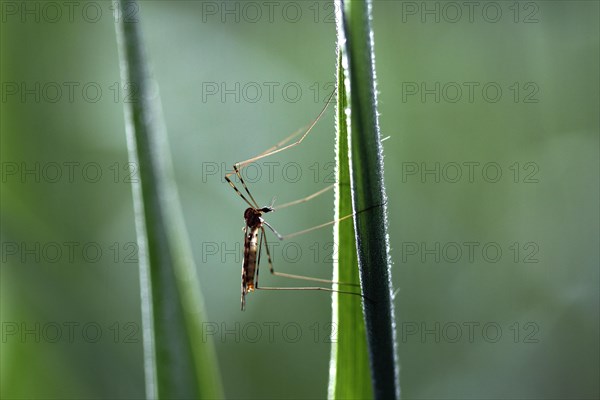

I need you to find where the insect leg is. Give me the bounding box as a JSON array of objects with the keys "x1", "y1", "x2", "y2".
[
  {"x1": 259, "y1": 227, "x2": 359, "y2": 288},
  {"x1": 235, "y1": 90, "x2": 336, "y2": 170}
]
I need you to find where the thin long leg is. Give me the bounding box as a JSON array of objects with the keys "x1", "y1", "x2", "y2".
[
  {"x1": 225, "y1": 165, "x2": 260, "y2": 208},
  {"x1": 254, "y1": 227, "x2": 264, "y2": 289},
  {"x1": 225, "y1": 175, "x2": 255, "y2": 209},
  {"x1": 241, "y1": 227, "x2": 249, "y2": 311},
  {"x1": 258, "y1": 227, "x2": 359, "y2": 287},
  {"x1": 255, "y1": 229, "x2": 372, "y2": 303},
  {"x1": 225, "y1": 90, "x2": 335, "y2": 208},
  {"x1": 262, "y1": 220, "x2": 283, "y2": 240},
  {"x1": 234, "y1": 90, "x2": 336, "y2": 170},
  {"x1": 281, "y1": 200, "x2": 388, "y2": 240},
  {"x1": 283, "y1": 213, "x2": 354, "y2": 240},
  {"x1": 275, "y1": 184, "x2": 334, "y2": 211},
  {"x1": 255, "y1": 286, "x2": 364, "y2": 299}
]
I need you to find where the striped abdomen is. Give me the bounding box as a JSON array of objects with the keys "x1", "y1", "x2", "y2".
[{"x1": 241, "y1": 207, "x2": 263, "y2": 310}]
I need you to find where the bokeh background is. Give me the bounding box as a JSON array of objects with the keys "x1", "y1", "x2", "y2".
[{"x1": 1, "y1": 1, "x2": 598, "y2": 399}]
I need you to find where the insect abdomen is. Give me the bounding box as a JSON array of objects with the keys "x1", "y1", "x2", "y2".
[{"x1": 242, "y1": 226, "x2": 260, "y2": 292}]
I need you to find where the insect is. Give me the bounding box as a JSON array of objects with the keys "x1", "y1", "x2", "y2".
[{"x1": 224, "y1": 90, "x2": 360, "y2": 310}]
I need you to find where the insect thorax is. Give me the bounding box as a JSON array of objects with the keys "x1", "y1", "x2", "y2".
[{"x1": 244, "y1": 208, "x2": 262, "y2": 228}]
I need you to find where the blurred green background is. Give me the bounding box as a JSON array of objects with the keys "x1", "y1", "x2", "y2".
[{"x1": 1, "y1": 1, "x2": 598, "y2": 399}]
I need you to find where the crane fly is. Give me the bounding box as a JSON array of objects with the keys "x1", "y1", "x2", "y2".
[{"x1": 224, "y1": 90, "x2": 361, "y2": 310}]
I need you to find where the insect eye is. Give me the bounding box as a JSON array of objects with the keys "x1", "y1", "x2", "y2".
[{"x1": 261, "y1": 207, "x2": 273, "y2": 213}]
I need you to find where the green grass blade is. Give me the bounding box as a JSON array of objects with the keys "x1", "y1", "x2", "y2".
[
  {"x1": 337, "y1": 0, "x2": 400, "y2": 398},
  {"x1": 113, "y1": 1, "x2": 223, "y2": 398},
  {"x1": 328, "y1": 51, "x2": 373, "y2": 400}
]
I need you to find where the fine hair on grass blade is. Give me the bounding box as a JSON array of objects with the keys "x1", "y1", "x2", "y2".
[
  {"x1": 113, "y1": 1, "x2": 223, "y2": 398},
  {"x1": 336, "y1": 0, "x2": 400, "y2": 399},
  {"x1": 328, "y1": 50, "x2": 373, "y2": 400}
]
